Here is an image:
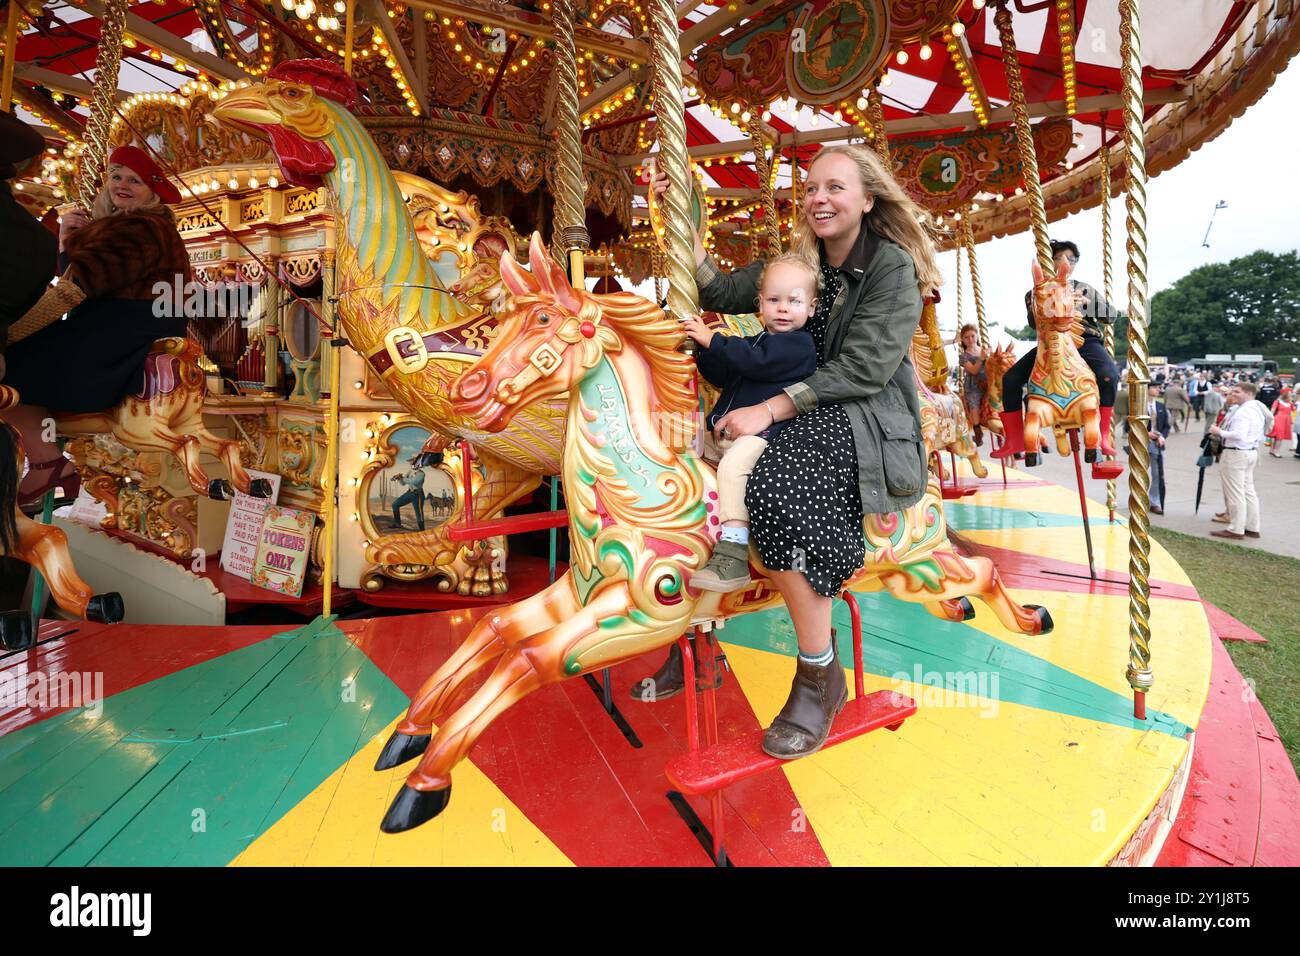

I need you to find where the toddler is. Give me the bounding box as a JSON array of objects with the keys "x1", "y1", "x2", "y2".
[{"x1": 683, "y1": 254, "x2": 819, "y2": 591}]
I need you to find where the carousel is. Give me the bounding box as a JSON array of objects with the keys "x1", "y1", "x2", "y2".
[{"x1": 1, "y1": 0, "x2": 1297, "y2": 867}]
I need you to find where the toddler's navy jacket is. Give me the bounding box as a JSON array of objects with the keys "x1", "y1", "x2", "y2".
[{"x1": 696, "y1": 328, "x2": 818, "y2": 439}]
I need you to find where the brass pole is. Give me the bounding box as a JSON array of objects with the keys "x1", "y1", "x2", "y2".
[
  {"x1": 75, "y1": 0, "x2": 128, "y2": 211},
  {"x1": 2, "y1": 4, "x2": 21, "y2": 112},
  {"x1": 866, "y1": 86, "x2": 890, "y2": 167},
  {"x1": 1119, "y1": 0, "x2": 1154, "y2": 717},
  {"x1": 962, "y1": 216, "x2": 989, "y2": 350},
  {"x1": 749, "y1": 115, "x2": 779, "y2": 258},
  {"x1": 550, "y1": 0, "x2": 590, "y2": 279},
  {"x1": 994, "y1": 1, "x2": 1054, "y2": 273},
  {"x1": 648, "y1": 0, "x2": 698, "y2": 327},
  {"x1": 322, "y1": 254, "x2": 340, "y2": 617},
  {"x1": 1099, "y1": 117, "x2": 1118, "y2": 520},
  {"x1": 344, "y1": 0, "x2": 356, "y2": 75}
]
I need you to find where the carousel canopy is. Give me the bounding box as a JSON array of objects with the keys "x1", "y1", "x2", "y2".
[{"x1": 4, "y1": 0, "x2": 1296, "y2": 271}]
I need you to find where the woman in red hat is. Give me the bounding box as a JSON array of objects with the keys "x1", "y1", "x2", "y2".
[{"x1": 1, "y1": 144, "x2": 191, "y2": 504}]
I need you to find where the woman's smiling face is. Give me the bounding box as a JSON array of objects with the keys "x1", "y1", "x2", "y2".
[
  {"x1": 803, "y1": 152, "x2": 874, "y2": 243},
  {"x1": 107, "y1": 165, "x2": 154, "y2": 212}
]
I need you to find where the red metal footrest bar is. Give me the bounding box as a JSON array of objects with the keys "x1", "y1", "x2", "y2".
[
  {"x1": 1091, "y1": 461, "x2": 1125, "y2": 480},
  {"x1": 664, "y1": 691, "x2": 917, "y2": 796},
  {"x1": 446, "y1": 511, "x2": 570, "y2": 540}
]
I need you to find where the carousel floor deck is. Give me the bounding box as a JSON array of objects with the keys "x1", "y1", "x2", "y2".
[{"x1": 2, "y1": 463, "x2": 1296, "y2": 866}]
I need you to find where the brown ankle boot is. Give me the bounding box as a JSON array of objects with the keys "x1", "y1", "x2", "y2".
[
  {"x1": 762, "y1": 638, "x2": 848, "y2": 760},
  {"x1": 628, "y1": 635, "x2": 726, "y2": 702}
]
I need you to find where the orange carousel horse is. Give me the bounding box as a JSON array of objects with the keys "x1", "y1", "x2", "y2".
[
  {"x1": 1020, "y1": 260, "x2": 1103, "y2": 466},
  {"x1": 372, "y1": 234, "x2": 1053, "y2": 833},
  {"x1": 1, "y1": 386, "x2": 122, "y2": 650}
]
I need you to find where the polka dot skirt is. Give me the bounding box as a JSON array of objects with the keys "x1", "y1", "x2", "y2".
[{"x1": 744, "y1": 266, "x2": 864, "y2": 598}]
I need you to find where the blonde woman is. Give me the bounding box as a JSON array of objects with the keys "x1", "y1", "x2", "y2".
[
  {"x1": 640, "y1": 145, "x2": 940, "y2": 759},
  {"x1": 2, "y1": 145, "x2": 190, "y2": 505}
]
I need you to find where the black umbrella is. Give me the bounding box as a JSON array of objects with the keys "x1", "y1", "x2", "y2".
[{"x1": 1194, "y1": 433, "x2": 1217, "y2": 514}]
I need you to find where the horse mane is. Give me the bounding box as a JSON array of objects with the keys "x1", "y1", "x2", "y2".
[
  {"x1": 911, "y1": 296, "x2": 949, "y2": 391},
  {"x1": 577, "y1": 289, "x2": 697, "y2": 418}
]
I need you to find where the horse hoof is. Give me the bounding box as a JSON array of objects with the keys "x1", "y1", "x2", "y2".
[
  {"x1": 1084, "y1": 448, "x2": 1098, "y2": 464},
  {"x1": 957, "y1": 597, "x2": 976, "y2": 622},
  {"x1": 0, "y1": 611, "x2": 34, "y2": 651},
  {"x1": 1027, "y1": 605, "x2": 1054, "y2": 635},
  {"x1": 207, "y1": 479, "x2": 234, "y2": 501},
  {"x1": 374, "y1": 731, "x2": 432, "y2": 771},
  {"x1": 86, "y1": 593, "x2": 124, "y2": 624},
  {"x1": 380, "y1": 783, "x2": 451, "y2": 833},
  {"x1": 1023, "y1": 453, "x2": 1039, "y2": 467},
  {"x1": 248, "y1": 478, "x2": 274, "y2": 498}
]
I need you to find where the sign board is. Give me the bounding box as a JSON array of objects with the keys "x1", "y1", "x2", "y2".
[
  {"x1": 1234, "y1": 354, "x2": 1264, "y2": 362},
  {"x1": 250, "y1": 505, "x2": 316, "y2": 598},
  {"x1": 1149, "y1": 356, "x2": 1168, "y2": 365},
  {"x1": 1205, "y1": 354, "x2": 1233, "y2": 362},
  {"x1": 220, "y1": 469, "x2": 281, "y2": 580}
]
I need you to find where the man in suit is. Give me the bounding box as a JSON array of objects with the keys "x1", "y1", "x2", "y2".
[{"x1": 1127, "y1": 384, "x2": 1170, "y2": 514}]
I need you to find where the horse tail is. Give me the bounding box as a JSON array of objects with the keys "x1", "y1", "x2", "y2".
[{"x1": 0, "y1": 423, "x2": 20, "y2": 556}]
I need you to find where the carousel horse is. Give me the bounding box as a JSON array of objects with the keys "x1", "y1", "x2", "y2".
[
  {"x1": 1, "y1": 388, "x2": 123, "y2": 650},
  {"x1": 911, "y1": 294, "x2": 986, "y2": 479},
  {"x1": 56, "y1": 337, "x2": 270, "y2": 501},
  {"x1": 214, "y1": 60, "x2": 567, "y2": 592},
  {"x1": 1021, "y1": 260, "x2": 1102, "y2": 465},
  {"x1": 977, "y1": 342, "x2": 1019, "y2": 437},
  {"x1": 371, "y1": 234, "x2": 1053, "y2": 833}
]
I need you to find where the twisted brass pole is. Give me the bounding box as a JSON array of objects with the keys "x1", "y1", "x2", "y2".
[
  {"x1": 994, "y1": 1, "x2": 1054, "y2": 273},
  {"x1": 790, "y1": 139, "x2": 801, "y2": 232},
  {"x1": 1099, "y1": 123, "x2": 1118, "y2": 520},
  {"x1": 75, "y1": 0, "x2": 129, "y2": 210},
  {"x1": 954, "y1": 221, "x2": 963, "y2": 331},
  {"x1": 962, "y1": 216, "x2": 989, "y2": 349},
  {"x1": 549, "y1": 0, "x2": 590, "y2": 274},
  {"x1": 648, "y1": 0, "x2": 698, "y2": 325},
  {"x1": 749, "y1": 116, "x2": 780, "y2": 258},
  {"x1": 866, "y1": 86, "x2": 891, "y2": 167},
  {"x1": 1120, "y1": 0, "x2": 1154, "y2": 717}
]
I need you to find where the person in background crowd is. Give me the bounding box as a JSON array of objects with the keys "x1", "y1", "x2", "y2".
[
  {"x1": 1267, "y1": 387, "x2": 1294, "y2": 457},
  {"x1": 1126, "y1": 384, "x2": 1169, "y2": 514},
  {"x1": 1163, "y1": 378, "x2": 1189, "y2": 433},
  {"x1": 1257, "y1": 376, "x2": 1281, "y2": 410},
  {"x1": 1203, "y1": 382, "x2": 1226, "y2": 435},
  {"x1": 1209, "y1": 382, "x2": 1267, "y2": 540},
  {"x1": 1188, "y1": 373, "x2": 1205, "y2": 422}
]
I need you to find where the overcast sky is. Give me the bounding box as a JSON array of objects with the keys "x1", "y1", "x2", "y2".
[{"x1": 933, "y1": 58, "x2": 1300, "y2": 352}]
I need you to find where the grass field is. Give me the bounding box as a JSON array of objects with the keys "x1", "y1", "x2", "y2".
[{"x1": 1151, "y1": 527, "x2": 1300, "y2": 773}]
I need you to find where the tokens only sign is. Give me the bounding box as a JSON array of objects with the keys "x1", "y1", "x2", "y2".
[
  {"x1": 220, "y1": 469, "x2": 281, "y2": 581},
  {"x1": 250, "y1": 505, "x2": 316, "y2": 597}
]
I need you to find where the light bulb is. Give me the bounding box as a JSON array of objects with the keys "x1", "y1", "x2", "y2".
[
  {"x1": 268, "y1": 176, "x2": 279, "y2": 188},
  {"x1": 919, "y1": 43, "x2": 932, "y2": 61},
  {"x1": 952, "y1": 21, "x2": 965, "y2": 37},
  {"x1": 896, "y1": 49, "x2": 909, "y2": 65},
  {"x1": 334, "y1": 0, "x2": 345, "y2": 9}
]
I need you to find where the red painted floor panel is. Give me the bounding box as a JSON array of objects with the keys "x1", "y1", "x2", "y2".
[
  {"x1": 953, "y1": 535, "x2": 1202, "y2": 602},
  {"x1": 347, "y1": 613, "x2": 831, "y2": 867},
  {"x1": 1156, "y1": 635, "x2": 1300, "y2": 866},
  {"x1": 1201, "y1": 600, "x2": 1269, "y2": 645},
  {"x1": 0, "y1": 618, "x2": 295, "y2": 736}
]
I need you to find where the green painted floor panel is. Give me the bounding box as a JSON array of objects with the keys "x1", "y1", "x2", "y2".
[{"x1": 0, "y1": 618, "x2": 409, "y2": 867}]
